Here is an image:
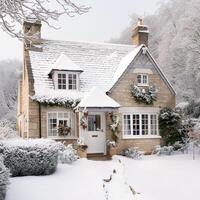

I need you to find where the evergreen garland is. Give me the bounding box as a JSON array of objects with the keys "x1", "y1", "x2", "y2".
[
  {"x1": 131, "y1": 85, "x2": 157, "y2": 105},
  {"x1": 32, "y1": 96, "x2": 80, "y2": 108},
  {"x1": 109, "y1": 113, "x2": 120, "y2": 143}
]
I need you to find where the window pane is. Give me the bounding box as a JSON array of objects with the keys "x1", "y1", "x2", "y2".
[
  {"x1": 133, "y1": 114, "x2": 140, "y2": 135},
  {"x1": 142, "y1": 114, "x2": 148, "y2": 135},
  {"x1": 48, "y1": 113, "x2": 57, "y2": 137},
  {"x1": 137, "y1": 75, "x2": 142, "y2": 83},
  {"x1": 143, "y1": 75, "x2": 147, "y2": 84},
  {"x1": 68, "y1": 74, "x2": 77, "y2": 90},
  {"x1": 151, "y1": 114, "x2": 158, "y2": 135},
  {"x1": 57, "y1": 73, "x2": 67, "y2": 89},
  {"x1": 123, "y1": 115, "x2": 131, "y2": 135},
  {"x1": 88, "y1": 115, "x2": 101, "y2": 131}
]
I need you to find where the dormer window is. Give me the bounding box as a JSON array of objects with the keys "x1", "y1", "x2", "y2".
[
  {"x1": 49, "y1": 53, "x2": 83, "y2": 91},
  {"x1": 57, "y1": 72, "x2": 78, "y2": 90},
  {"x1": 137, "y1": 74, "x2": 148, "y2": 86}
]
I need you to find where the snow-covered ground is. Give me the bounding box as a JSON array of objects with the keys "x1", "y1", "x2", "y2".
[{"x1": 6, "y1": 154, "x2": 200, "y2": 200}]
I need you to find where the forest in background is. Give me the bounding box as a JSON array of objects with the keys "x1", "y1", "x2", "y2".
[{"x1": 111, "y1": 0, "x2": 200, "y2": 102}]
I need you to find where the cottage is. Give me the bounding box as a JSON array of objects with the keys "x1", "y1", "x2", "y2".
[{"x1": 17, "y1": 19, "x2": 176, "y2": 154}]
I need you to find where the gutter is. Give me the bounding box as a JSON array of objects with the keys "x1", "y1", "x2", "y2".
[{"x1": 38, "y1": 102, "x2": 42, "y2": 138}]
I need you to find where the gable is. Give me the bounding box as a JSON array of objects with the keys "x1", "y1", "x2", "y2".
[
  {"x1": 109, "y1": 48, "x2": 176, "y2": 96},
  {"x1": 108, "y1": 49, "x2": 176, "y2": 108}
]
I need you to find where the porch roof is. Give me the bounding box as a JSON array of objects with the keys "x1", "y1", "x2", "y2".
[{"x1": 76, "y1": 87, "x2": 120, "y2": 108}]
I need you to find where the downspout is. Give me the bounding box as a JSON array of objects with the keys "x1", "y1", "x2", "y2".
[{"x1": 38, "y1": 102, "x2": 42, "y2": 138}]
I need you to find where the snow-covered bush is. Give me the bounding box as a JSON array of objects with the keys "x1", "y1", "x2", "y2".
[
  {"x1": 153, "y1": 145, "x2": 174, "y2": 156},
  {"x1": 121, "y1": 147, "x2": 143, "y2": 159},
  {"x1": 159, "y1": 107, "x2": 186, "y2": 145},
  {"x1": 0, "y1": 119, "x2": 18, "y2": 140},
  {"x1": 0, "y1": 139, "x2": 63, "y2": 177},
  {"x1": 58, "y1": 144, "x2": 78, "y2": 164},
  {"x1": 0, "y1": 157, "x2": 9, "y2": 200}
]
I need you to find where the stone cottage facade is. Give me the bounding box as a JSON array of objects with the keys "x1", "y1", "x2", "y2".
[{"x1": 17, "y1": 19, "x2": 176, "y2": 154}]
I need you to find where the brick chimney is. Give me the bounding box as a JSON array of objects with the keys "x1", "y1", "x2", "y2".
[
  {"x1": 23, "y1": 20, "x2": 42, "y2": 45},
  {"x1": 132, "y1": 18, "x2": 149, "y2": 47}
]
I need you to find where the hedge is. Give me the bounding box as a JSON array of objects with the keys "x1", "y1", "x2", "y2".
[{"x1": 0, "y1": 139, "x2": 65, "y2": 177}]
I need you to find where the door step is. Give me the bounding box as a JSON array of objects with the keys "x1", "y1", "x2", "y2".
[{"x1": 87, "y1": 153, "x2": 108, "y2": 161}]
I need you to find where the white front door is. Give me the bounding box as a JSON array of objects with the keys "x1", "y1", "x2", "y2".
[{"x1": 84, "y1": 112, "x2": 106, "y2": 154}]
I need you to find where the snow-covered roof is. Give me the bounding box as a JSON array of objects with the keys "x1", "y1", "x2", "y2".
[
  {"x1": 28, "y1": 39, "x2": 175, "y2": 103},
  {"x1": 49, "y1": 53, "x2": 83, "y2": 75},
  {"x1": 76, "y1": 87, "x2": 120, "y2": 108},
  {"x1": 28, "y1": 39, "x2": 136, "y2": 97},
  {"x1": 111, "y1": 45, "x2": 144, "y2": 88}
]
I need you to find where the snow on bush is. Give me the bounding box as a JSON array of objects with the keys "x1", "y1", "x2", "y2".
[
  {"x1": 0, "y1": 139, "x2": 65, "y2": 177},
  {"x1": 0, "y1": 156, "x2": 9, "y2": 200},
  {"x1": 0, "y1": 119, "x2": 18, "y2": 140},
  {"x1": 153, "y1": 145, "x2": 174, "y2": 156},
  {"x1": 121, "y1": 147, "x2": 143, "y2": 159},
  {"x1": 58, "y1": 144, "x2": 78, "y2": 164}
]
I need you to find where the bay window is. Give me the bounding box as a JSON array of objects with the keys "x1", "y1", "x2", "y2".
[{"x1": 123, "y1": 113, "x2": 159, "y2": 138}]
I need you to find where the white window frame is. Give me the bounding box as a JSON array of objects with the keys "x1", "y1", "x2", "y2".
[
  {"x1": 137, "y1": 74, "x2": 149, "y2": 86},
  {"x1": 47, "y1": 111, "x2": 76, "y2": 139},
  {"x1": 122, "y1": 113, "x2": 160, "y2": 139},
  {"x1": 53, "y1": 71, "x2": 79, "y2": 91}
]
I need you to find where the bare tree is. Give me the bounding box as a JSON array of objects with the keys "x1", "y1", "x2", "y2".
[{"x1": 0, "y1": 0, "x2": 89, "y2": 39}]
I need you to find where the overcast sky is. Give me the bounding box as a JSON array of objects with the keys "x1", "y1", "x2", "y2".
[{"x1": 0, "y1": 0, "x2": 161, "y2": 61}]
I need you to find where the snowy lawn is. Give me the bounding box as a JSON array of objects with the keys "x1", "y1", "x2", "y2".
[{"x1": 6, "y1": 154, "x2": 200, "y2": 200}]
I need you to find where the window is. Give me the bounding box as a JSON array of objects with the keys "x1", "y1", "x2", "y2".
[
  {"x1": 88, "y1": 114, "x2": 101, "y2": 131},
  {"x1": 132, "y1": 114, "x2": 140, "y2": 135},
  {"x1": 68, "y1": 74, "x2": 77, "y2": 90},
  {"x1": 58, "y1": 73, "x2": 66, "y2": 89},
  {"x1": 137, "y1": 74, "x2": 148, "y2": 86},
  {"x1": 123, "y1": 115, "x2": 131, "y2": 135},
  {"x1": 47, "y1": 112, "x2": 73, "y2": 137},
  {"x1": 123, "y1": 113, "x2": 159, "y2": 138},
  {"x1": 142, "y1": 114, "x2": 148, "y2": 135},
  {"x1": 57, "y1": 73, "x2": 78, "y2": 90},
  {"x1": 150, "y1": 114, "x2": 158, "y2": 135}
]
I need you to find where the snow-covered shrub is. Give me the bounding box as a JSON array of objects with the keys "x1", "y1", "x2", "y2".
[
  {"x1": 0, "y1": 139, "x2": 63, "y2": 176},
  {"x1": 0, "y1": 157, "x2": 9, "y2": 200},
  {"x1": 153, "y1": 145, "x2": 174, "y2": 156},
  {"x1": 121, "y1": 147, "x2": 143, "y2": 159},
  {"x1": 58, "y1": 144, "x2": 78, "y2": 164},
  {"x1": 0, "y1": 119, "x2": 18, "y2": 140},
  {"x1": 159, "y1": 107, "x2": 186, "y2": 145}
]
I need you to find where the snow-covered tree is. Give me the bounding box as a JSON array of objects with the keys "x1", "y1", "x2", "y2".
[
  {"x1": 0, "y1": 60, "x2": 21, "y2": 123},
  {"x1": 0, "y1": 0, "x2": 89, "y2": 39}
]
